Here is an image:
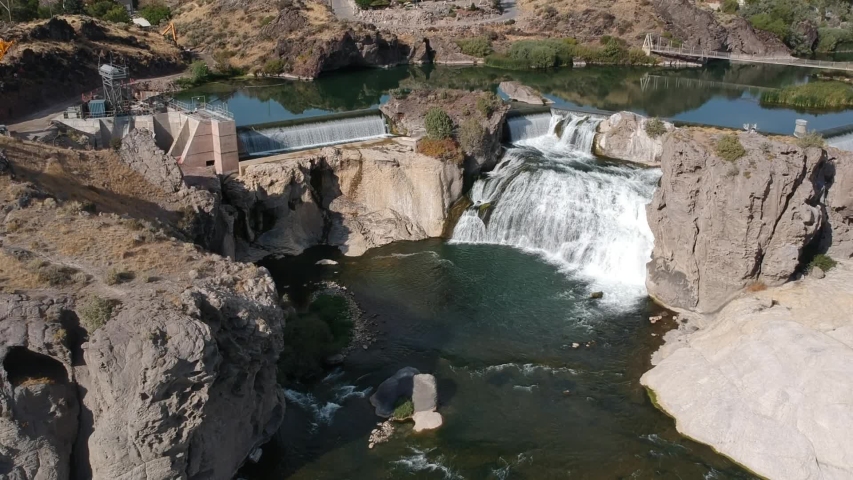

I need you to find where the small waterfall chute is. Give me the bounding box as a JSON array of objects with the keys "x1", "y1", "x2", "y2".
[
  {"x1": 506, "y1": 113, "x2": 553, "y2": 143},
  {"x1": 238, "y1": 113, "x2": 388, "y2": 156}
]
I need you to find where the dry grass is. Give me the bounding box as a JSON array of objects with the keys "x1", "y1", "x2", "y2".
[
  {"x1": 16, "y1": 377, "x2": 56, "y2": 388},
  {"x1": 746, "y1": 281, "x2": 768, "y2": 292}
]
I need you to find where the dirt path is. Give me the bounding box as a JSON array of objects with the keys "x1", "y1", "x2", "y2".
[
  {"x1": 331, "y1": 0, "x2": 518, "y2": 27},
  {"x1": 7, "y1": 72, "x2": 186, "y2": 136}
]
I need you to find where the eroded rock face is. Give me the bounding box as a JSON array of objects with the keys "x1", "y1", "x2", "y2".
[
  {"x1": 0, "y1": 295, "x2": 79, "y2": 480},
  {"x1": 642, "y1": 263, "x2": 853, "y2": 480},
  {"x1": 646, "y1": 131, "x2": 827, "y2": 312},
  {"x1": 119, "y1": 129, "x2": 184, "y2": 193},
  {"x1": 83, "y1": 263, "x2": 285, "y2": 480},
  {"x1": 594, "y1": 112, "x2": 672, "y2": 166},
  {"x1": 275, "y1": 29, "x2": 408, "y2": 78},
  {"x1": 653, "y1": 0, "x2": 789, "y2": 54},
  {"x1": 823, "y1": 150, "x2": 853, "y2": 259},
  {"x1": 225, "y1": 143, "x2": 463, "y2": 260}
]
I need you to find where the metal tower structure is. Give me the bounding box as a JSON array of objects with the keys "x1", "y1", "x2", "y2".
[{"x1": 99, "y1": 56, "x2": 130, "y2": 116}]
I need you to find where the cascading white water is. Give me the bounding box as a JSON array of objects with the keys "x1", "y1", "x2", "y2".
[
  {"x1": 506, "y1": 113, "x2": 554, "y2": 143},
  {"x1": 238, "y1": 114, "x2": 388, "y2": 156},
  {"x1": 451, "y1": 112, "x2": 661, "y2": 302}
]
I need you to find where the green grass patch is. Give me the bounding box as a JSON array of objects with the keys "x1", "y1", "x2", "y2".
[
  {"x1": 79, "y1": 296, "x2": 115, "y2": 332},
  {"x1": 644, "y1": 118, "x2": 667, "y2": 138},
  {"x1": 809, "y1": 254, "x2": 837, "y2": 272},
  {"x1": 761, "y1": 82, "x2": 853, "y2": 110},
  {"x1": 393, "y1": 398, "x2": 414, "y2": 420}
]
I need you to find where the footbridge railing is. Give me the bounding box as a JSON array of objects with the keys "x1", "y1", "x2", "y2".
[{"x1": 643, "y1": 34, "x2": 853, "y2": 72}]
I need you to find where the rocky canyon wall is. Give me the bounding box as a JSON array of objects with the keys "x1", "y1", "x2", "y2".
[
  {"x1": 0, "y1": 142, "x2": 287, "y2": 480},
  {"x1": 646, "y1": 131, "x2": 830, "y2": 313},
  {"x1": 224, "y1": 142, "x2": 463, "y2": 261}
]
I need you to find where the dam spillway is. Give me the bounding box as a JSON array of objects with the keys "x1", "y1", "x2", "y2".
[{"x1": 237, "y1": 113, "x2": 388, "y2": 157}]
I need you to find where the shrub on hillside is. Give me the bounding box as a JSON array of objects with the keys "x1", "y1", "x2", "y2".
[
  {"x1": 458, "y1": 118, "x2": 484, "y2": 154},
  {"x1": 417, "y1": 138, "x2": 464, "y2": 165},
  {"x1": 644, "y1": 118, "x2": 667, "y2": 138},
  {"x1": 721, "y1": 0, "x2": 739, "y2": 14},
  {"x1": 86, "y1": 0, "x2": 130, "y2": 23},
  {"x1": 263, "y1": 59, "x2": 286, "y2": 75},
  {"x1": 79, "y1": 296, "x2": 114, "y2": 332},
  {"x1": 456, "y1": 36, "x2": 493, "y2": 57},
  {"x1": 716, "y1": 134, "x2": 746, "y2": 162},
  {"x1": 138, "y1": 3, "x2": 171, "y2": 26},
  {"x1": 424, "y1": 108, "x2": 454, "y2": 139},
  {"x1": 797, "y1": 131, "x2": 825, "y2": 149},
  {"x1": 476, "y1": 92, "x2": 501, "y2": 117}
]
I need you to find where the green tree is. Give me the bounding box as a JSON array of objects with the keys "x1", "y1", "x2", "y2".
[{"x1": 138, "y1": 3, "x2": 170, "y2": 25}]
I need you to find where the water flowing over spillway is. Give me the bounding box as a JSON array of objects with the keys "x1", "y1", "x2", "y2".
[
  {"x1": 452, "y1": 112, "x2": 661, "y2": 301},
  {"x1": 238, "y1": 114, "x2": 387, "y2": 156},
  {"x1": 506, "y1": 112, "x2": 553, "y2": 143}
]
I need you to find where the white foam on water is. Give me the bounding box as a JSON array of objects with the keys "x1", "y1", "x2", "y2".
[
  {"x1": 512, "y1": 384, "x2": 538, "y2": 392},
  {"x1": 391, "y1": 447, "x2": 464, "y2": 480},
  {"x1": 451, "y1": 112, "x2": 661, "y2": 307},
  {"x1": 452, "y1": 363, "x2": 579, "y2": 377},
  {"x1": 332, "y1": 384, "x2": 373, "y2": 402},
  {"x1": 283, "y1": 389, "x2": 341, "y2": 427}
]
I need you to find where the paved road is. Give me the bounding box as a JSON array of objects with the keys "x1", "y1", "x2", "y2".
[{"x1": 330, "y1": 0, "x2": 518, "y2": 27}]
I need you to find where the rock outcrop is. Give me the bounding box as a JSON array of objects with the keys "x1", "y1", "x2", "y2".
[
  {"x1": 370, "y1": 367, "x2": 419, "y2": 418},
  {"x1": 0, "y1": 296, "x2": 79, "y2": 480},
  {"x1": 119, "y1": 129, "x2": 184, "y2": 193},
  {"x1": 0, "y1": 138, "x2": 288, "y2": 480},
  {"x1": 652, "y1": 0, "x2": 789, "y2": 55},
  {"x1": 823, "y1": 149, "x2": 853, "y2": 259},
  {"x1": 274, "y1": 28, "x2": 408, "y2": 79},
  {"x1": 594, "y1": 112, "x2": 673, "y2": 166},
  {"x1": 225, "y1": 142, "x2": 463, "y2": 260},
  {"x1": 642, "y1": 263, "x2": 853, "y2": 480},
  {"x1": 83, "y1": 264, "x2": 285, "y2": 480},
  {"x1": 646, "y1": 131, "x2": 828, "y2": 313},
  {"x1": 381, "y1": 89, "x2": 509, "y2": 174},
  {"x1": 499, "y1": 81, "x2": 549, "y2": 106}
]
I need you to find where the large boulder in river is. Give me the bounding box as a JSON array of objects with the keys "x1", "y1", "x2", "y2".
[
  {"x1": 594, "y1": 112, "x2": 673, "y2": 166},
  {"x1": 642, "y1": 263, "x2": 853, "y2": 479},
  {"x1": 412, "y1": 374, "x2": 437, "y2": 413},
  {"x1": 499, "y1": 81, "x2": 549, "y2": 106},
  {"x1": 370, "y1": 367, "x2": 419, "y2": 417},
  {"x1": 646, "y1": 131, "x2": 828, "y2": 313}
]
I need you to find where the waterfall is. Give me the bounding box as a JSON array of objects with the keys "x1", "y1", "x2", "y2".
[
  {"x1": 452, "y1": 112, "x2": 661, "y2": 302},
  {"x1": 506, "y1": 113, "x2": 554, "y2": 143},
  {"x1": 238, "y1": 114, "x2": 388, "y2": 156}
]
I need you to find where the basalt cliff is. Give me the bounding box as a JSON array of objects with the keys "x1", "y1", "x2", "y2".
[{"x1": 0, "y1": 139, "x2": 286, "y2": 479}]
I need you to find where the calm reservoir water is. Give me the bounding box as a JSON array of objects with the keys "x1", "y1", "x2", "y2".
[
  {"x1": 240, "y1": 115, "x2": 758, "y2": 479},
  {"x1": 178, "y1": 63, "x2": 853, "y2": 134}
]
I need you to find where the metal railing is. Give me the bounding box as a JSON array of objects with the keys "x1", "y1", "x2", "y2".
[
  {"x1": 168, "y1": 98, "x2": 235, "y2": 119},
  {"x1": 644, "y1": 34, "x2": 853, "y2": 72}
]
